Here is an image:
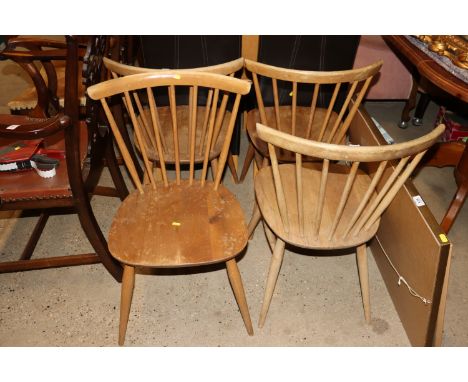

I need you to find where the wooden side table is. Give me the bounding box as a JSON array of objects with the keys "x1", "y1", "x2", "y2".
[{"x1": 384, "y1": 35, "x2": 468, "y2": 233}]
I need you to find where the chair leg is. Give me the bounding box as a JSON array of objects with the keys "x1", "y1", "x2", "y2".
[
  {"x1": 153, "y1": 162, "x2": 163, "y2": 182},
  {"x1": 262, "y1": 220, "x2": 277, "y2": 253},
  {"x1": 226, "y1": 258, "x2": 253, "y2": 336},
  {"x1": 227, "y1": 153, "x2": 239, "y2": 184},
  {"x1": 247, "y1": 201, "x2": 262, "y2": 239},
  {"x1": 119, "y1": 265, "x2": 135, "y2": 346},
  {"x1": 240, "y1": 143, "x2": 256, "y2": 182},
  {"x1": 232, "y1": 154, "x2": 239, "y2": 175},
  {"x1": 211, "y1": 158, "x2": 218, "y2": 181},
  {"x1": 399, "y1": 79, "x2": 418, "y2": 129},
  {"x1": 356, "y1": 243, "x2": 371, "y2": 324},
  {"x1": 20, "y1": 211, "x2": 50, "y2": 260},
  {"x1": 440, "y1": 180, "x2": 468, "y2": 233},
  {"x1": 412, "y1": 92, "x2": 431, "y2": 126},
  {"x1": 258, "y1": 238, "x2": 285, "y2": 328}
]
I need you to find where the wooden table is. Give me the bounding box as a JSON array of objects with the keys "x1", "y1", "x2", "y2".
[
  {"x1": 385, "y1": 35, "x2": 468, "y2": 233},
  {"x1": 385, "y1": 36, "x2": 467, "y2": 102}
]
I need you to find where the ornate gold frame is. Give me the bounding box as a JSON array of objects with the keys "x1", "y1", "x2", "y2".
[{"x1": 416, "y1": 35, "x2": 468, "y2": 69}]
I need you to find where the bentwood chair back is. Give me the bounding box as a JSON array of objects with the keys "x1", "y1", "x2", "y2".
[
  {"x1": 253, "y1": 122, "x2": 445, "y2": 328},
  {"x1": 87, "y1": 70, "x2": 253, "y2": 345}
]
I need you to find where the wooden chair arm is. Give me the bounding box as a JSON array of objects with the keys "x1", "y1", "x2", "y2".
[
  {"x1": 6, "y1": 37, "x2": 68, "y2": 50},
  {"x1": 0, "y1": 49, "x2": 69, "y2": 61},
  {"x1": 0, "y1": 114, "x2": 70, "y2": 140},
  {"x1": 0, "y1": 37, "x2": 85, "y2": 118}
]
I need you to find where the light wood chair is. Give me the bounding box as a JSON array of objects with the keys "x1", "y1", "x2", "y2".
[
  {"x1": 102, "y1": 57, "x2": 244, "y2": 182},
  {"x1": 253, "y1": 122, "x2": 445, "y2": 328},
  {"x1": 239, "y1": 59, "x2": 383, "y2": 181},
  {"x1": 87, "y1": 70, "x2": 253, "y2": 345},
  {"x1": 241, "y1": 59, "x2": 383, "y2": 242}
]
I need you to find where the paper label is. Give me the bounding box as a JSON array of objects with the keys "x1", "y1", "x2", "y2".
[{"x1": 412, "y1": 195, "x2": 425, "y2": 207}]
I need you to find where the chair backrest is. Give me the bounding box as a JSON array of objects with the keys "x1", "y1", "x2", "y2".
[
  {"x1": 255, "y1": 122, "x2": 445, "y2": 247},
  {"x1": 103, "y1": 56, "x2": 244, "y2": 77},
  {"x1": 245, "y1": 59, "x2": 382, "y2": 145},
  {"x1": 87, "y1": 71, "x2": 251, "y2": 193},
  {"x1": 98, "y1": 58, "x2": 245, "y2": 168},
  {"x1": 103, "y1": 56, "x2": 244, "y2": 108}
]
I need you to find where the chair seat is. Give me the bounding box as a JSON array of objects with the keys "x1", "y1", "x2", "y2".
[
  {"x1": 255, "y1": 163, "x2": 380, "y2": 249},
  {"x1": 7, "y1": 62, "x2": 86, "y2": 111},
  {"x1": 108, "y1": 181, "x2": 248, "y2": 267},
  {"x1": 136, "y1": 105, "x2": 230, "y2": 163},
  {"x1": 247, "y1": 106, "x2": 343, "y2": 162},
  {"x1": 0, "y1": 120, "x2": 88, "y2": 202}
]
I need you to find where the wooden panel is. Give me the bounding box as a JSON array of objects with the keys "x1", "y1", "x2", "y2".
[{"x1": 349, "y1": 103, "x2": 451, "y2": 346}]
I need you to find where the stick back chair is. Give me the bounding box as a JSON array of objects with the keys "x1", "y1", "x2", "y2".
[
  {"x1": 0, "y1": 36, "x2": 127, "y2": 281},
  {"x1": 253, "y1": 122, "x2": 445, "y2": 328},
  {"x1": 239, "y1": 59, "x2": 383, "y2": 181},
  {"x1": 87, "y1": 70, "x2": 253, "y2": 345},
  {"x1": 102, "y1": 57, "x2": 244, "y2": 182}
]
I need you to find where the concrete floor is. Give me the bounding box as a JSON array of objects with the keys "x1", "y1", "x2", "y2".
[{"x1": 0, "y1": 59, "x2": 467, "y2": 347}]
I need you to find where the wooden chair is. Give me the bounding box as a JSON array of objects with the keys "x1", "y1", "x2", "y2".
[
  {"x1": 0, "y1": 36, "x2": 127, "y2": 281},
  {"x1": 102, "y1": 56, "x2": 244, "y2": 182},
  {"x1": 87, "y1": 70, "x2": 253, "y2": 345},
  {"x1": 253, "y1": 122, "x2": 445, "y2": 328},
  {"x1": 239, "y1": 59, "x2": 383, "y2": 181},
  {"x1": 241, "y1": 59, "x2": 383, "y2": 241}
]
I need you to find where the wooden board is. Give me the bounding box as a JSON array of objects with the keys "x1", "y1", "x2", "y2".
[{"x1": 349, "y1": 103, "x2": 452, "y2": 346}]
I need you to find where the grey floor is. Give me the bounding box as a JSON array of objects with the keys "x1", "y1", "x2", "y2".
[{"x1": 0, "y1": 60, "x2": 467, "y2": 347}]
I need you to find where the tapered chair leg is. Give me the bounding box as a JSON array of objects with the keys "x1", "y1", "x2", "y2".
[
  {"x1": 227, "y1": 153, "x2": 239, "y2": 183},
  {"x1": 211, "y1": 158, "x2": 219, "y2": 181},
  {"x1": 240, "y1": 143, "x2": 256, "y2": 182},
  {"x1": 154, "y1": 163, "x2": 164, "y2": 182},
  {"x1": 258, "y1": 238, "x2": 285, "y2": 328},
  {"x1": 399, "y1": 79, "x2": 418, "y2": 129},
  {"x1": 262, "y1": 220, "x2": 277, "y2": 253},
  {"x1": 356, "y1": 243, "x2": 371, "y2": 323},
  {"x1": 247, "y1": 201, "x2": 262, "y2": 239},
  {"x1": 119, "y1": 265, "x2": 135, "y2": 346},
  {"x1": 20, "y1": 211, "x2": 50, "y2": 260},
  {"x1": 440, "y1": 180, "x2": 468, "y2": 234},
  {"x1": 226, "y1": 258, "x2": 253, "y2": 335}
]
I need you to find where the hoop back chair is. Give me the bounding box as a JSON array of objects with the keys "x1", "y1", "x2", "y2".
[
  {"x1": 102, "y1": 57, "x2": 244, "y2": 182},
  {"x1": 240, "y1": 59, "x2": 383, "y2": 180},
  {"x1": 0, "y1": 36, "x2": 127, "y2": 281},
  {"x1": 87, "y1": 70, "x2": 253, "y2": 345},
  {"x1": 254, "y1": 122, "x2": 445, "y2": 328}
]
